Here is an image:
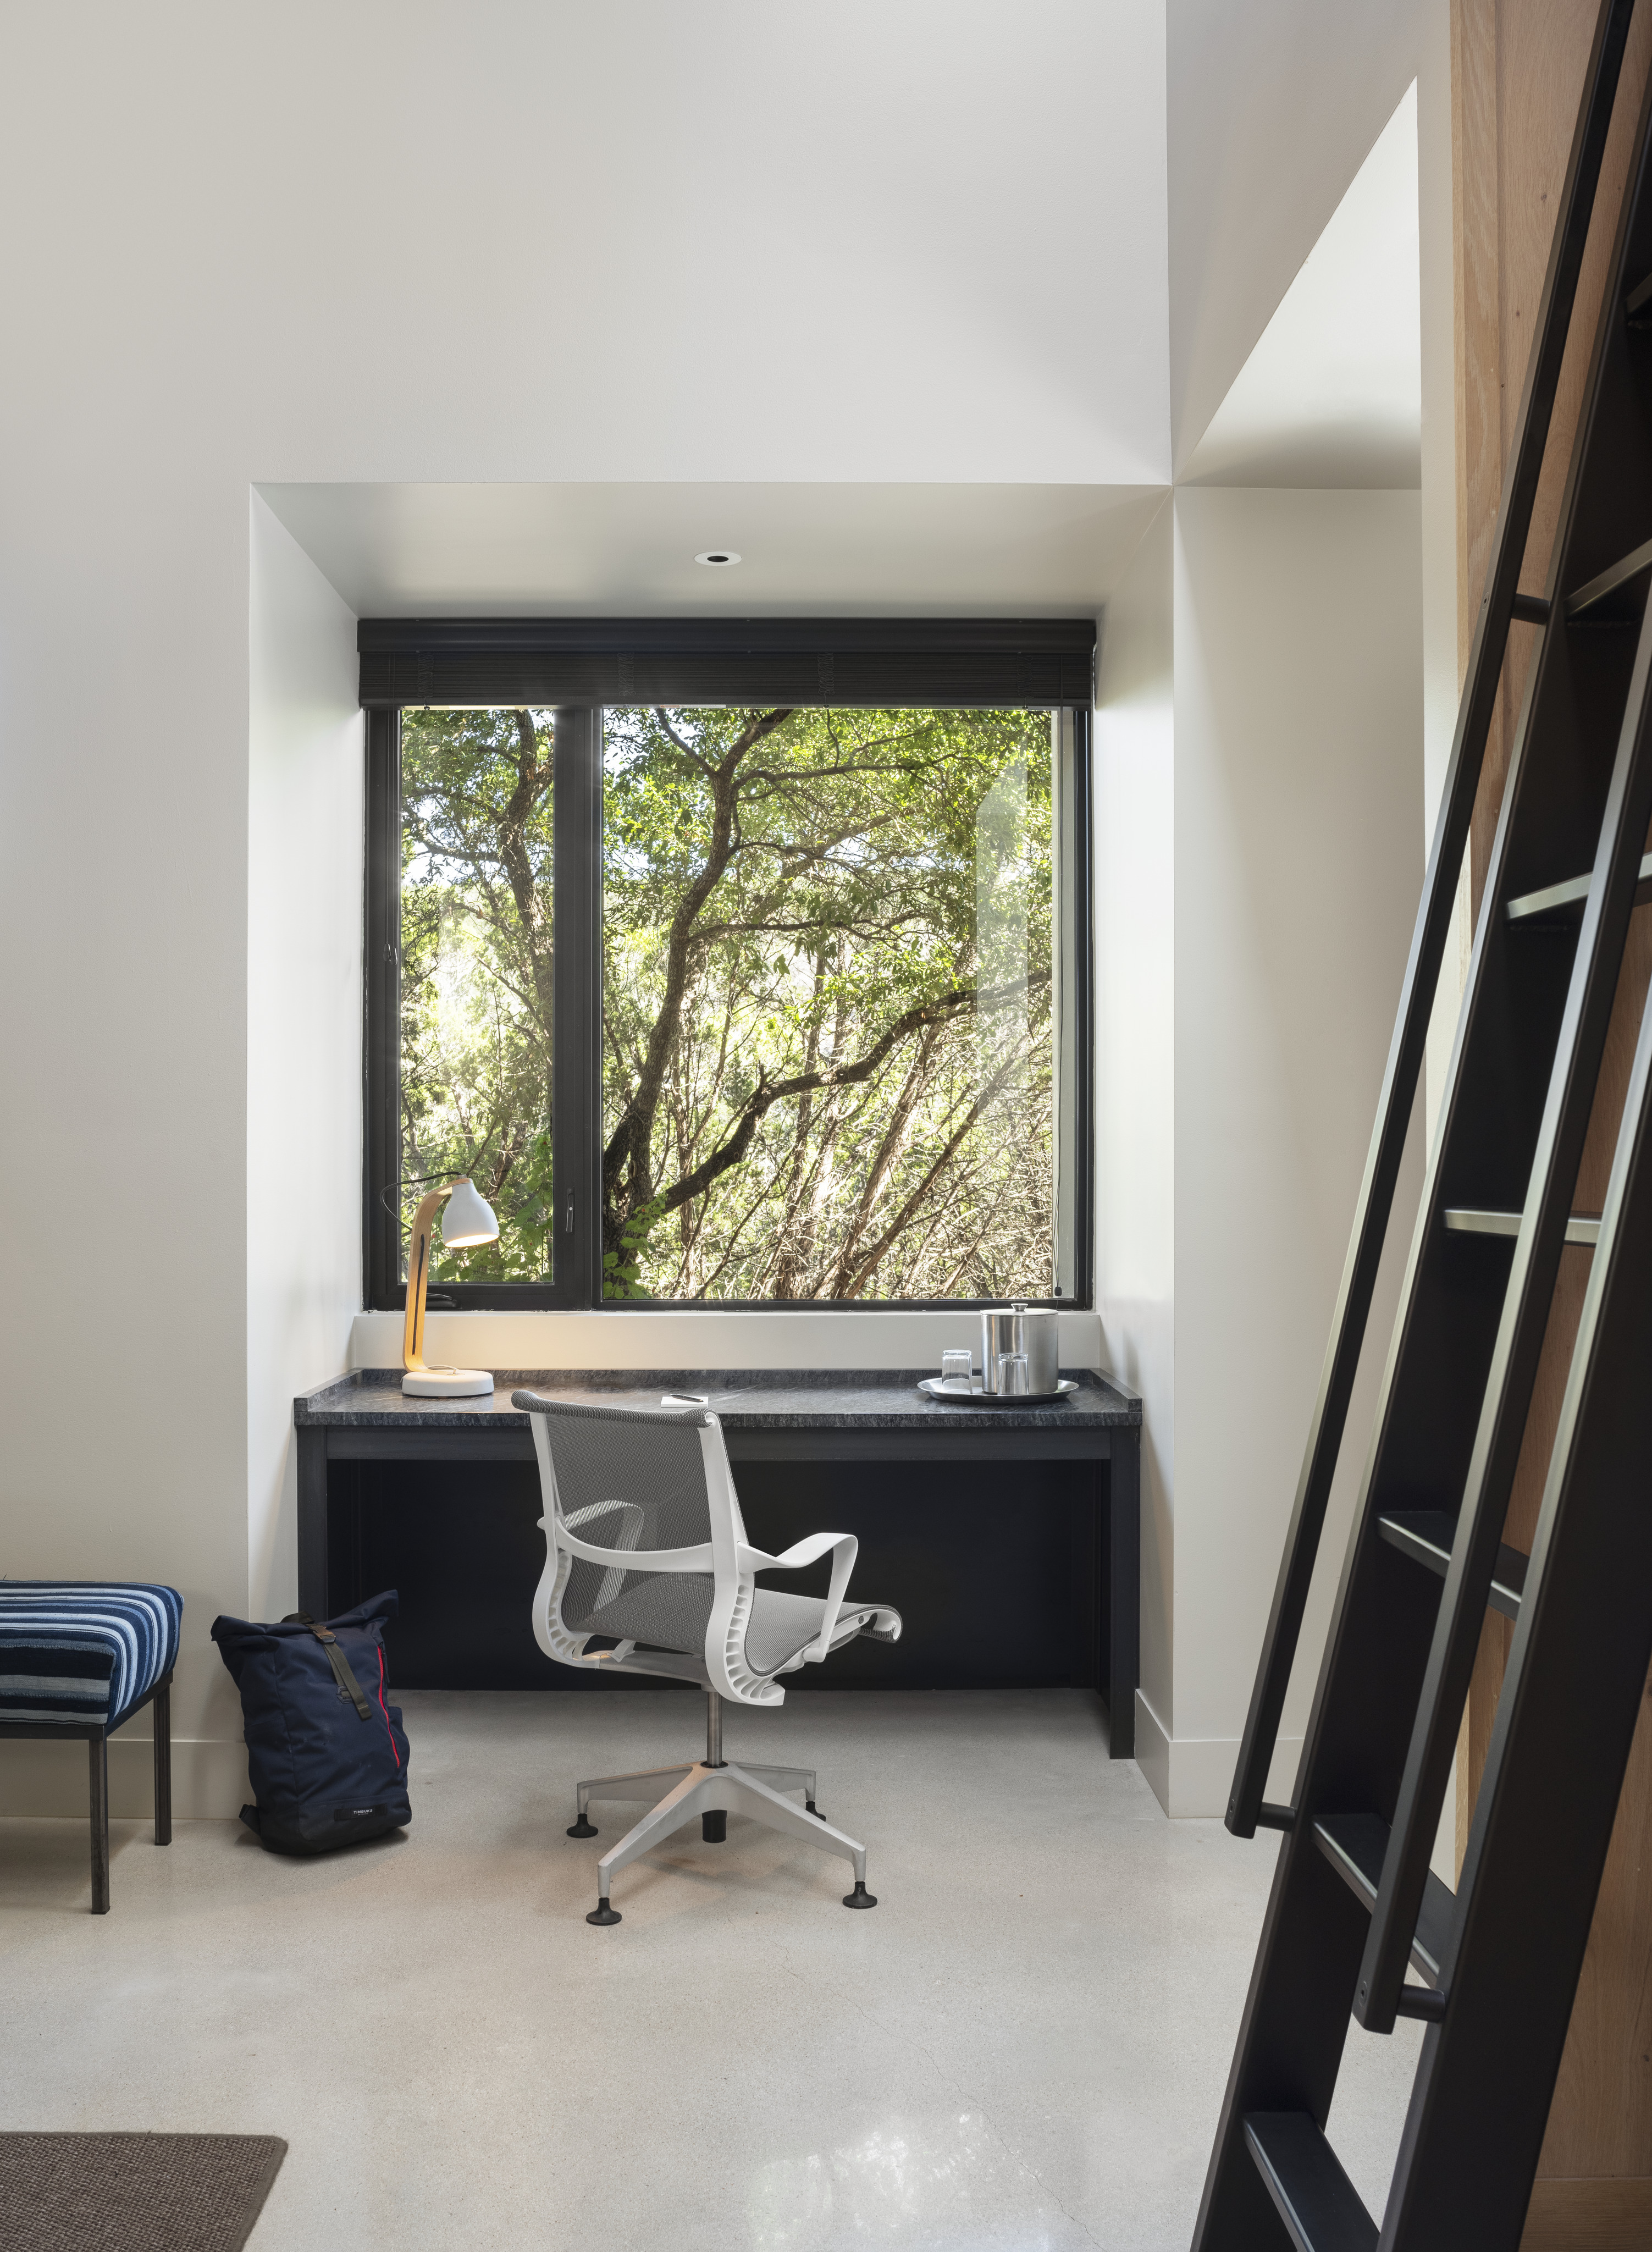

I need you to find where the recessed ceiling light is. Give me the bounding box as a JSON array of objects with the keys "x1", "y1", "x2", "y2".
[{"x1": 694, "y1": 550, "x2": 741, "y2": 567}]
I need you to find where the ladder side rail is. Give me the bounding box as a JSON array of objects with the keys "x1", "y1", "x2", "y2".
[
  {"x1": 1192, "y1": 886, "x2": 1542, "y2": 2251},
  {"x1": 1225, "y1": 0, "x2": 1639, "y2": 1840},
  {"x1": 1360, "y1": 568, "x2": 1652, "y2": 2035},
  {"x1": 1188, "y1": 666, "x2": 1614, "y2": 2252},
  {"x1": 1377, "y1": 907, "x2": 1652, "y2": 2252},
  {"x1": 1182, "y1": 643, "x2": 1559, "y2": 2233},
  {"x1": 1356, "y1": 68, "x2": 1652, "y2": 2027},
  {"x1": 1189, "y1": 685, "x2": 1567, "y2": 2247},
  {"x1": 1195, "y1": 12, "x2": 1647, "y2": 2240}
]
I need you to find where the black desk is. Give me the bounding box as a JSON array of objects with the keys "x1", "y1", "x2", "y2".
[{"x1": 294, "y1": 1367, "x2": 1142, "y2": 1758}]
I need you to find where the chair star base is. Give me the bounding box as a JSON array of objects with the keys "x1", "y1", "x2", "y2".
[{"x1": 572, "y1": 1754, "x2": 874, "y2": 1919}]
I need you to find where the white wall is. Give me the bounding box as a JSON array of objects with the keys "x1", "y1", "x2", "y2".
[
  {"x1": 1167, "y1": 0, "x2": 1429, "y2": 469},
  {"x1": 0, "y1": 2, "x2": 1173, "y2": 1819},
  {"x1": 0, "y1": 3, "x2": 1432, "y2": 1821},
  {"x1": 1092, "y1": 501, "x2": 1178, "y2": 1780},
  {"x1": 349, "y1": 1309, "x2": 1102, "y2": 1376},
  {"x1": 1104, "y1": 490, "x2": 1423, "y2": 1814},
  {"x1": 0, "y1": 498, "x2": 254, "y2": 1818},
  {"x1": 248, "y1": 495, "x2": 363, "y2": 1626},
  {"x1": 1418, "y1": 0, "x2": 1470, "y2": 1141}
]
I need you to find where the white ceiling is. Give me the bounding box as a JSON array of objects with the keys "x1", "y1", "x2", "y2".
[
  {"x1": 187, "y1": 3, "x2": 1165, "y2": 492},
  {"x1": 256, "y1": 482, "x2": 1169, "y2": 619},
  {"x1": 1180, "y1": 85, "x2": 1420, "y2": 489},
  {"x1": 242, "y1": 4, "x2": 1432, "y2": 611}
]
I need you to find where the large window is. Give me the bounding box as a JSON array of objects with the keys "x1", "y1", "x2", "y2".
[{"x1": 363, "y1": 623, "x2": 1092, "y2": 1310}]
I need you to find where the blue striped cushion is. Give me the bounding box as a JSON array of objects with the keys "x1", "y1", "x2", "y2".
[{"x1": 0, "y1": 1583, "x2": 182, "y2": 1727}]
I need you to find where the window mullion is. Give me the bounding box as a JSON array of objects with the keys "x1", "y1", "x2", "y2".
[
  {"x1": 551, "y1": 705, "x2": 604, "y2": 1308},
  {"x1": 363, "y1": 707, "x2": 402, "y2": 1311}
]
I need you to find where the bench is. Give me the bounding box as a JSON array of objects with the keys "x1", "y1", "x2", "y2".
[{"x1": 0, "y1": 1583, "x2": 182, "y2": 1912}]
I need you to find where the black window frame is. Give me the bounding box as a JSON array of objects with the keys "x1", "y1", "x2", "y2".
[{"x1": 362, "y1": 619, "x2": 1095, "y2": 1314}]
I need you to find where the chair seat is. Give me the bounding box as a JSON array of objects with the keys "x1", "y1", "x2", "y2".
[
  {"x1": 574, "y1": 1572, "x2": 899, "y2": 1678},
  {"x1": 0, "y1": 1582, "x2": 182, "y2": 1727}
]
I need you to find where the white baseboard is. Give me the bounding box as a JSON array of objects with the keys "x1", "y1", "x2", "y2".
[
  {"x1": 0, "y1": 1735, "x2": 249, "y2": 1822},
  {"x1": 1133, "y1": 1691, "x2": 1303, "y2": 1818},
  {"x1": 1133, "y1": 1687, "x2": 1173, "y2": 1808}
]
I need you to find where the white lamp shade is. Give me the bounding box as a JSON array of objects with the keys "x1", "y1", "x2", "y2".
[{"x1": 441, "y1": 1176, "x2": 499, "y2": 1248}]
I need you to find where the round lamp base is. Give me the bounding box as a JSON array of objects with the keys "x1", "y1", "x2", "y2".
[{"x1": 402, "y1": 1368, "x2": 495, "y2": 1398}]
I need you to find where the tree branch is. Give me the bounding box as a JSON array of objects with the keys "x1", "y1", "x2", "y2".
[
  {"x1": 834, "y1": 1039, "x2": 1032, "y2": 1299},
  {"x1": 645, "y1": 972, "x2": 1047, "y2": 1227},
  {"x1": 601, "y1": 706, "x2": 792, "y2": 1222}
]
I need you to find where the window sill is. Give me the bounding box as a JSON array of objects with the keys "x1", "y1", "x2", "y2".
[{"x1": 350, "y1": 1305, "x2": 1103, "y2": 1374}]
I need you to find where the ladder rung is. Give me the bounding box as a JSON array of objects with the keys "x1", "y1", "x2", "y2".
[
  {"x1": 1510, "y1": 590, "x2": 1552, "y2": 623},
  {"x1": 1443, "y1": 1206, "x2": 1602, "y2": 1245},
  {"x1": 1506, "y1": 849, "x2": 1652, "y2": 923},
  {"x1": 1243, "y1": 2115, "x2": 1377, "y2": 2252},
  {"x1": 1627, "y1": 269, "x2": 1652, "y2": 323},
  {"x1": 1312, "y1": 1811, "x2": 1456, "y2": 1983},
  {"x1": 1377, "y1": 1509, "x2": 1531, "y2": 1621},
  {"x1": 1566, "y1": 534, "x2": 1652, "y2": 616},
  {"x1": 1394, "y1": 1984, "x2": 1447, "y2": 2022}
]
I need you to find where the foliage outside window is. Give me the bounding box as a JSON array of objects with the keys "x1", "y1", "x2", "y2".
[
  {"x1": 399, "y1": 708, "x2": 556, "y2": 1281},
  {"x1": 395, "y1": 701, "x2": 1078, "y2": 1304}
]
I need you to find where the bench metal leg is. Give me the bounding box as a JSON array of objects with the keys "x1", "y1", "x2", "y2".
[
  {"x1": 153, "y1": 1677, "x2": 172, "y2": 1846},
  {"x1": 89, "y1": 1732, "x2": 110, "y2": 1914}
]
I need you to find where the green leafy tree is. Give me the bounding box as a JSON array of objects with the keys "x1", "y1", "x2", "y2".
[
  {"x1": 398, "y1": 707, "x2": 555, "y2": 1280},
  {"x1": 399, "y1": 703, "x2": 1054, "y2": 1299}
]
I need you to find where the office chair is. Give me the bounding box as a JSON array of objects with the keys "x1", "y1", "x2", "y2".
[{"x1": 513, "y1": 1390, "x2": 901, "y2": 1925}]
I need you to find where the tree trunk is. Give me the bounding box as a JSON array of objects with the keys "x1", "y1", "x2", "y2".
[{"x1": 500, "y1": 710, "x2": 555, "y2": 1133}]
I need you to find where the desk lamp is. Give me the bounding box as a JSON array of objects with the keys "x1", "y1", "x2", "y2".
[{"x1": 402, "y1": 1174, "x2": 500, "y2": 1397}]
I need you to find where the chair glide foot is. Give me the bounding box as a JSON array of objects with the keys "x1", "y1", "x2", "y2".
[
  {"x1": 586, "y1": 1897, "x2": 622, "y2": 1926},
  {"x1": 806, "y1": 1800, "x2": 822, "y2": 1817},
  {"x1": 842, "y1": 1882, "x2": 877, "y2": 1909},
  {"x1": 567, "y1": 1819, "x2": 598, "y2": 1838},
  {"x1": 702, "y1": 1810, "x2": 727, "y2": 1842}
]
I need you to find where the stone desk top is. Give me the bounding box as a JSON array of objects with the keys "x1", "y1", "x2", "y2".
[{"x1": 295, "y1": 1366, "x2": 1142, "y2": 1433}]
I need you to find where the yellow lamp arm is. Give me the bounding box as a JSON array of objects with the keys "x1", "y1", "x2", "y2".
[{"x1": 402, "y1": 1187, "x2": 451, "y2": 1373}]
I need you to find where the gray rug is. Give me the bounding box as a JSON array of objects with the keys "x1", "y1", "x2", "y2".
[{"x1": 0, "y1": 2135, "x2": 286, "y2": 2251}]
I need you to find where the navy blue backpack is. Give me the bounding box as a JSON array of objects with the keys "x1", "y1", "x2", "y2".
[{"x1": 211, "y1": 1591, "x2": 411, "y2": 1854}]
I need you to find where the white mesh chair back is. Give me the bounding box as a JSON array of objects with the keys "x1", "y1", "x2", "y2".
[
  {"x1": 529, "y1": 1398, "x2": 729, "y2": 1669},
  {"x1": 517, "y1": 1388, "x2": 900, "y2": 1706}
]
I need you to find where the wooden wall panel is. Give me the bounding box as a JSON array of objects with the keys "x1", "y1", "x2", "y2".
[
  {"x1": 1448, "y1": 0, "x2": 1652, "y2": 2221},
  {"x1": 1534, "y1": 911, "x2": 1652, "y2": 2181}
]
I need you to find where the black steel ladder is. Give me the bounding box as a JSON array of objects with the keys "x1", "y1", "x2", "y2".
[{"x1": 1194, "y1": 4, "x2": 1652, "y2": 2245}]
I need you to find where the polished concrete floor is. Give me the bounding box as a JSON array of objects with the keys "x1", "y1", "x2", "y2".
[{"x1": 0, "y1": 1692, "x2": 1423, "y2": 2250}]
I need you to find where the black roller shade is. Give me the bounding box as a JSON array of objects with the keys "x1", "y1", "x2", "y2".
[{"x1": 357, "y1": 616, "x2": 1096, "y2": 710}]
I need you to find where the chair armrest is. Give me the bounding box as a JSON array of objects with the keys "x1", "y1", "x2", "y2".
[
  {"x1": 548, "y1": 1523, "x2": 716, "y2": 1572},
  {"x1": 552, "y1": 1497, "x2": 714, "y2": 1574},
  {"x1": 739, "y1": 1531, "x2": 859, "y2": 1664},
  {"x1": 740, "y1": 1532, "x2": 850, "y2": 1573}
]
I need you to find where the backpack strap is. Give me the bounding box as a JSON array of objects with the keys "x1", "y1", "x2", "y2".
[{"x1": 281, "y1": 1613, "x2": 372, "y2": 1720}]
